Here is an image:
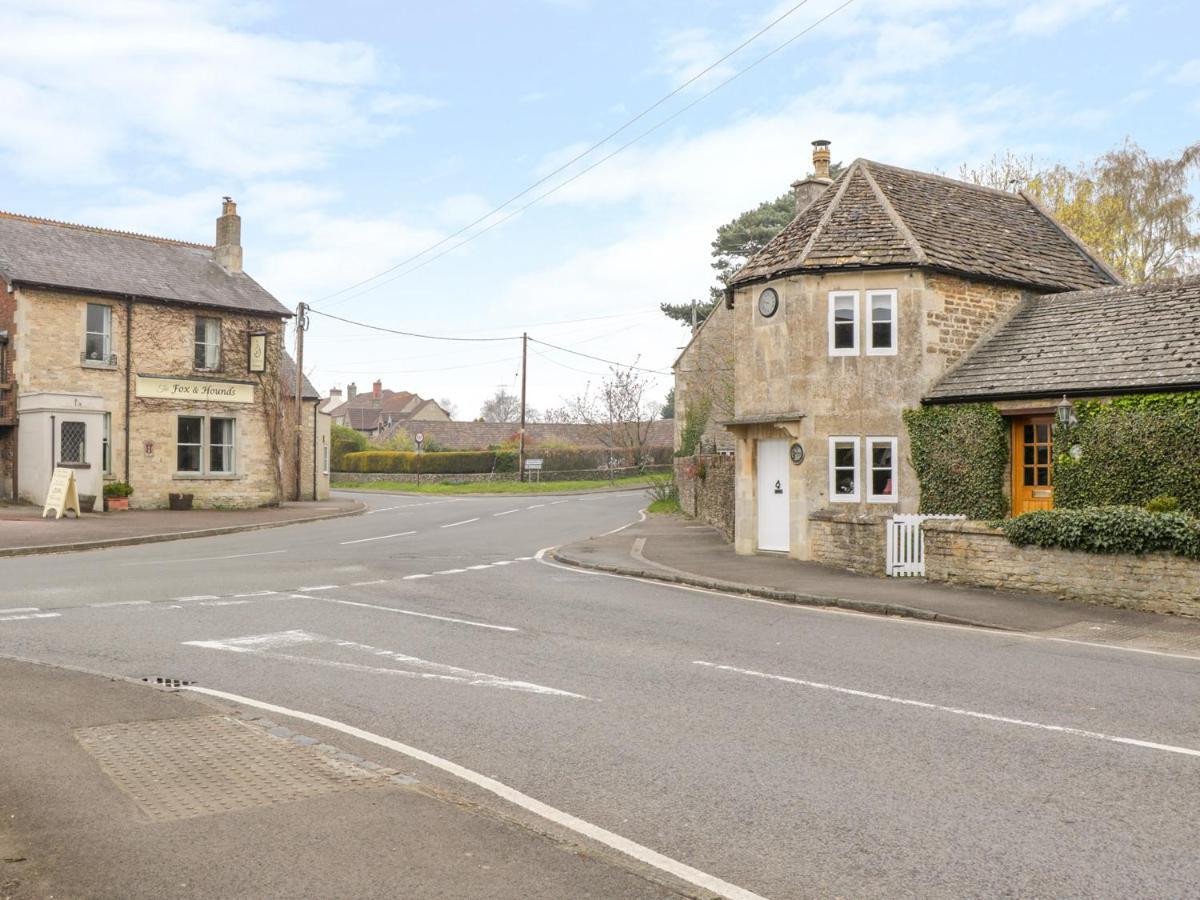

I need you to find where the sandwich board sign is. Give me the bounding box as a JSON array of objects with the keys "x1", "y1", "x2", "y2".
[{"x1": 42, "y1": 467, "x2": 81, "y2": 519}]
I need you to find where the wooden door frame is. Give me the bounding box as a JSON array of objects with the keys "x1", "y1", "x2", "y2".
[{"x1": 1010, "y1": 414, "x2": 1055, "y2": 517}]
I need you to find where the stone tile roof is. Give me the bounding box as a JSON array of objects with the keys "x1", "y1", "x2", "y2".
[
  {"x1": 328, "y1": 388, "x2": 449, "y2": 432},
  {"x1": 281, "y1": 353, "x2": 319, "y2": 401},
  {"x1": 730, "y1": 160, "x2": 1120, "y2": 293},
  {"x1": 0, "y1": 211, "x2": 289, "y2": 316},
  {"x1": 926, "y1": 276, "x2": 1200, "y2": 402}
]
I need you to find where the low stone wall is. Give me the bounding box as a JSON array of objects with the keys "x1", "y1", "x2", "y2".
[
  {"x1": 674, "y1": 454, "x2": 734, "y2": 541},
  {"x1": 333, "y1": 465, "x2": 671, "y2": 486},
  {"x1": 923, "y1": 519, "x2": 1200, "y2": 617},
  {"x1": 807, "y1": 509, "x2": 888, "y2": 575}
]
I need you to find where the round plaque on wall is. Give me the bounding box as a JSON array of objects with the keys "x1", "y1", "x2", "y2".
[{"x1": 790, "y1": 442, "x2": 805, "y2": 465}]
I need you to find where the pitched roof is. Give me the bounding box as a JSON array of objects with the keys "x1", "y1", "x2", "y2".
[
  {"x1": 926, "y1": 276, "x2": 1200, "y2": 402},
  {"x1": 730, "y1": 160, "x2": 1120, "y2": 293},
  {"x1": 281, "y1": 353, "x2": 320, "y2": 401},
  {"x1": 0, "y1": 211, "x2": 289, "y2": 316}
]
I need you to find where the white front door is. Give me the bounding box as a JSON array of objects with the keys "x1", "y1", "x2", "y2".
[{"x1": 756, "y1": 439, "x2": 789, "y2": 552}]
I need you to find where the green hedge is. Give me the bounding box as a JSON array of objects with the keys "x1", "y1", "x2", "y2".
[
  {"x1": 903, "y1": 404, "x2": 1007, "y2": 520},
  {"x1": 341, "y1": 450, "x2": 517, "y2": 474},
  {"x1": 1002, "y1": 506, "x2": 1200, "y2": 559},
  {"x1": 331, "y1": 424, "x2": 368, "y2": 470},
  {"x1": 1054, "y1": 393, "x2": 1200, "y2": 516}
]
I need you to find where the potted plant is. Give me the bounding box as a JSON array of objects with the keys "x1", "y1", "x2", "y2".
[
  {"x1": 168, "y1": 492, "x2": 194, "y2": 511},
  {"x1": 103, "y1": 482, "x2": 133, "y2": 511}
]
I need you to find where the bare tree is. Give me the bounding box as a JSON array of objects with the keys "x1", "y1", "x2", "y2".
[
  {"x1": 559, "y1": 366, "x2": 662, "y2": 466},
  {"x1": 479, "y1": 387, "x2": 520, "y2": 423},
  {"x1": 438, "y1": 397, "x2": 459, "y2": 420},
  {"x1": 958, "y1": 151, "x2": 1037, "y2": 192}
]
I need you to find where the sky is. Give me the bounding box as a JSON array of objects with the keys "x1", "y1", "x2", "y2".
[{"x1": 1, "y1": 0, "x2": 1197, "y2": 420}]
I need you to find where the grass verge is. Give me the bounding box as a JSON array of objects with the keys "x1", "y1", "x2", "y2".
[
  {"x1": 331, "y1": 475, "x2": 654, "y2": 495},
  {"x1": 647, "y1": 497, "x2": 681, "y2": 515}
]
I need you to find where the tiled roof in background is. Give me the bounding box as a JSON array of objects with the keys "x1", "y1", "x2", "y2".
[
  {"x1": 926, "y1": 276, "x2": 1200, "y2": 401},
  {"x1": 731, "y1": 160, "x2": 1119, "y2": 293},
  {"x1": 0, "y1": 211, "x2": 289, "y2": 316}
]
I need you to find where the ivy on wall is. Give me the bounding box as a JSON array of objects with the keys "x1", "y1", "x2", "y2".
[
  {"x1": 903, "y1": 403, "x2": 1008, "y2": 520},
  {"x1": 676, "y1": 397, "x2": 710, "y2": 458},
  {"x1": 1054, "y1": 392, "x2": 1200, "y2": 516}
]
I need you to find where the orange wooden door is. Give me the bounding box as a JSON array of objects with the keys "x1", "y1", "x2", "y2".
[{"x1": 1011, "y1": 416, "x2": 1054, "y2": 516}]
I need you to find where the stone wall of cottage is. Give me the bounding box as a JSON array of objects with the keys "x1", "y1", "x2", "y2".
[
  {"x1": 674, "y1": 453, "x2": 735, "y2": 540},
  {"x1": 673, "y1": 302, "x2": 735, "y2": 453},
  {"x1": 922, "y1": 519, "x2": 1200, "y2": 616},
  {"x1": 13, "y1": 286, "x2": 287, "y2": 509},
  {"x1": 726, "y1": 269, "x2": 1037, "y2": 559},
  {"x1": 0, "y1": 279, "x2": 16, "y2": 499},
  {"x1": 806, "y1": 510, "x2": 887, "y2": 575}
]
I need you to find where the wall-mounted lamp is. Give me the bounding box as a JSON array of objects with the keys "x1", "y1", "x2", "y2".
[{"x1": 1055, "y1": 395, "x2": 1078, "y2": 428}]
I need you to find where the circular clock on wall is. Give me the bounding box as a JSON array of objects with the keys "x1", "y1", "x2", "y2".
[{"x1": 757, "y1": 287, "x2": 779, "y2": 318}]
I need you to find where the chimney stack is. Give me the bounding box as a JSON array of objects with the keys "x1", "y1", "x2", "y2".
[
  {"x1": 373, "y1": 379, "x2": 382, "y2": 399},
  {"x1": 790, "y1": 139, "x2": 834, "y2": 215},
  {"x1": 347, "y1": 382, "x2": 357, "y2": 401},
  {"x1": 215, "y1": 196, "x2": 243, "y2": 274}
]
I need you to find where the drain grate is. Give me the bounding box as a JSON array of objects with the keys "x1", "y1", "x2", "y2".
[
  {"x1": 74, "y1": 715, "x2": 394, "y2": 822},
  {"x1": 142, "y1": 676, "x2": 193, "y2": 687}
]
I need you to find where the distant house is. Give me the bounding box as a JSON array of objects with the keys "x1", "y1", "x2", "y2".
[{"x1": 326, "y1": 380, "x2": 450, "y2": 438}]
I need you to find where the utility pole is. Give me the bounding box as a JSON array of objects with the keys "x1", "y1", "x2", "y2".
[
  {"x1": 518, "y1": 332, "x2": 528, "y2": 483},
  {"x1": 294, "y1": 301, "x2": 307, "y2": 501}
]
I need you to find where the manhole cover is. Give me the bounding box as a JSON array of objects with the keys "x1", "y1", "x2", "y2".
[{"x1": 74, "y1": 716, "x2": 392, "y2": 822}]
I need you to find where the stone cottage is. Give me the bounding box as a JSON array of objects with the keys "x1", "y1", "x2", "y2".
[
  {"x1": 0, "y1": 199, "x2": 328, "y2": 508},
  {"x1": 692, "y1": 142, "x2": 1123, "y2": 559}
]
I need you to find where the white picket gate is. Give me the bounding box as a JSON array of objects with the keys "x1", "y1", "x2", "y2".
[{"x1": 885, "y1": 514, "x2": 965, "y2": 577}]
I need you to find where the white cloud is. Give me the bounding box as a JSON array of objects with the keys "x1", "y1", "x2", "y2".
[
  {"x1": 1010, "y1": 0, "x2": 1118, "y2": 35},
  {"x1": 1169, "y1": 59, "x2": 1200, "y2": 85},
  {"x1": 0, "y1": 0, "x2": 437, "y2": 182}
]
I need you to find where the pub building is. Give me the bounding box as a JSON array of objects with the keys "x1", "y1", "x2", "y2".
[{"x1": 0, "y1": 199, "x2": 330, "y2": 509}]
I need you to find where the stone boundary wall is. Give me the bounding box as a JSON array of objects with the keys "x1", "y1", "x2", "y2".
[
  {"x1": 674, "y1": 454, "x2": 734, "y2": 541},
  {"x1": 333, "y1": 465, "x2": 671, "y2": 486},
  {"x1": 807, "y1": 510, "x2": 888, "y2": 575},
  {"x1": 923, "y1": 519, "x2": 1200, "y2": 617}
]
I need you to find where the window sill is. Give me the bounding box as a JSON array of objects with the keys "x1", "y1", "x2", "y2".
[
  {"x1": 81, "y1": 361, "x2": 118, "y2": 371},
  {"x1": 193, "y1": 368, "x2": 223, "y2": 375},
  {"x1": 173, "y1": 473, "x2": 241, "y2": 481},
  {"x1": 829, "y1": 495, "x2": 860, "y2": 503},
  {"x1": 867, "y1": 497, "x2": 899, "y2": 504},
  {"x1": 58, "y1": 462, "x2": 91, "y2": 470}
]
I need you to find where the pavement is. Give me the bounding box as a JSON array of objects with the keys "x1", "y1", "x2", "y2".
[
  {"x1": 554, "y1": 512, "x2": 1200, "y2": 648},
  {"x1": 0, "y1": 657, "x2": 680, "y2": 900},
  {"x1": 0, "y1": 497, "x2": 364, "y2": 557},
  {"x1": 2, "y1": 487, "x2": 1199, "y2": 898}
]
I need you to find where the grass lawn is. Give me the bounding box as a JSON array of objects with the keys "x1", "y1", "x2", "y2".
[
  {"x1": 647, "y1": 497, "x2": 681, "y2": 514},
  {"x1": 331, "y1": 474, "x2": 656, "y2": 495}
]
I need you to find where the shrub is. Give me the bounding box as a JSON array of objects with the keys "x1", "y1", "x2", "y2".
[
  {"x1": 1002, "y1": 506, "x2": 1200, "y2": 559},
  {"x1": 103, "y1": 481, "x2": 133, "y2": 498},
  {"x1": 331, "y1": 424, "x2": 368, "y2": 470},
  {"x1": 373, "y1": 429, "x2": 415, "y2": 452},
  {"x1": 1146, "y1": 495, "x2": 1181, "y2": 514},
  {"x1": 903, "y1": 404, "x2": 1007, "y2": 520},
  {"x1": 645, "y1": 474, "x2": 678, "y2": 504}
]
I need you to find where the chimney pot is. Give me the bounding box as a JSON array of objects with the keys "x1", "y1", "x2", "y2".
[
  {"x1": 347, "y1": 382, "x2": 357, "y2": 401},
  {"x1": 812, "y1": 139, "x2": 832, "y2": 181},
  {"x1": 215, "y1": 196, "x2": 243, "y2": 274}
]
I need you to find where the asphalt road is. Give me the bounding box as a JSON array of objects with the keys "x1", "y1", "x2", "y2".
[{"x1": 2, "y1": 489, "x2": 1199, "y2": 899}]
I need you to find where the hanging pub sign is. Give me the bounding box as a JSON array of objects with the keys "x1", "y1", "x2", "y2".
[
  {"x1": 248, "y1": 333, "x2": 268, "y2": 373},
  {"x1": 789, "y1": 442, "x2": 805, "y2": 465}
]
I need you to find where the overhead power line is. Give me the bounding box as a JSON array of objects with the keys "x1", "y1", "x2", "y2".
[
  {"x1": 309, "y1": 0, "x2": 820, "y2": 309},
  {"x1": 318, "y1": 0, "x2": 857, "y2": 310},
  {"x1": 529, "y1": 337, "x2": 669, "y2": 376},
  {"x1": 306, "y1": 307, "x2": 521, "y2": 342}
]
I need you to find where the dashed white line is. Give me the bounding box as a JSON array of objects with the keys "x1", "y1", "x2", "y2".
[
  {"x1": 232, "y1": 591, "x2": 277, "y2": 598},
  {"x1": 0, "y1": 612, "x2": 60, "y2": 622},
  {"x1": 434, "y1": 569, "x2": 468, "y2": 575},
  {"x1": 182, "y1": 686, "x2": 765, "y2": 900},
  {"x1": 312, "y1": 597, "x2": 519, "y2": 632},
  {"x1": 340, "y1": 530, "x2": 417, "y2": 545},
  {"x1": 172, "y1": 595, "x2": 219, "y2": 602},
  {"x1": 90, "y1": 600, "x2": 150, "y2": 608},
  {"x1": 493, "y1": 509, "x2": 520, "y2": 517},
  {"x1": 298, "y1": 585, "x2": 339, "y2": 592},
  {"x1": 492, "y1": 560, "x2": 513, "y2": 566},
  {"x1": 526, "y1": 504, "x2": 545, "y2": 510},
  {"x1": 694, "y1": 661, "x2": 1200, "y2": 760},
  {"x1": 550, "y1": 500, "x2": 569, "y2": 505},
  {"x1": 441, "y1": 518, "x2": 480, "y2": 529},
  {"x1": 199, "y1": 599, "x2": 253, "y2": 607},
  {"x1": 120, "y1": 549, "x2": 289, "y2": 567},
  {"x1": 350, "y1": 579, "x2": 390, "y2": 587},
  {"x1": 403, "y1": 574, "x2": 432, "y2": 580},
  {"x1": 466, "y1": 564, "x2": 493, "y2": 570},
  {"x1": 0, "y1": 607, "x2": 40, "y2": 613}
]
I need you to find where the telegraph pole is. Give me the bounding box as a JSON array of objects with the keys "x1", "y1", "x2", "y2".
[
  {"x1": 518, "y1": 332, "x2": 528, "y2": 482},
  {"x1": 294, "y1": 302, "x2": 307, "y2": 501}
]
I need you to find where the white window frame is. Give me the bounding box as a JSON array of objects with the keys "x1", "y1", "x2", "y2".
[
  {"x1": 828, "y1": 436, "x2": 860, "y2": 502},
  {"x1": 865, "y1": 290, "x2": 898, "y2": 356},
  {"x1": 194, "y1": 316, "x2": 221, "y2": 371},
  {"x1": 176, "y1": 414, "x2": 237, "y2": 477},
  {"x1": 84, "y1": 303, "x2": 113, "y2": 366},
  {"x1": 209, "y1": 416, "x2": 236, "y2": 475},
  {"x1": 866, "y1": 436, "x2": 899, "y2": 503},
  {"x1": 102, "y1": 412, "x2": 112, "y2": 475},
  {"x1": 827, "y1": 291, "x2": 860, "y2": 356}
]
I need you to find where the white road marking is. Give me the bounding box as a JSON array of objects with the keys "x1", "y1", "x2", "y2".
[
  {"x1": 232, "y1": 591, "x2": 277, "y2": 598},
  {"x1": 298, "y1": 585, "x2": 339, "y2": 592},
  {"x1": 466, "y1": 564, "x2": 492, "y2": 570},
  {"x1": 0, "y1": 607, "x2": 39, "y2": 613},
  {"x1": 350, "y1": 579, "x2": 390, "y2": 587},
  {"x1": 492, "y1": 560, "x2": 513, "y2": 566},
  {"x1": 185, "y1": 631, "x2": 578, "y2": 697},
  {"x1": 182, "y1": 686, "x2": 765, "y2": 900},
  {"x1": 695, "y1": 661, "x2": 1200, "y2": 760},
  {"x1": 493, "y1": 509, "x2": 520, "y2": 517},
  {"x1": 403, "y1": 574, "x2": 432, "y2": 580},
  {"x1": 598, "y1": 508, "x2": 648, "y2": 537},
  {"x1": 434, "y1": 568, "x2": 468, "y2": 575},
  {"x1": 516, "y1": 556, "x2": 536, "y2": 561},
  {"x1": 172, "y1": 595, "x2": 219, "y2": 602},
  {"x1": 340, "y1": 530, "x2": 418, "y2": 545},
  {"x1": 199, "y1": 599, "x2": 253, "y2": 607},
  {"x1": 120, "y1": 549, "x2": 289, "y2": 567},
  {"x1": 550, "y1": 500, "x2": 569, "y2": 505},
  {"x1": 441, "y1": 518, "x2": 480, "y2": 529},
  {"x1": 309, "y1": 597, "x2": 518, "y2": 632},
  {"x1": 526, "y1": 504, "x2": 545, "y2": 509},
  {"x1": 536, "y1": 550, "x2": 1200, "y2": 665},
  {"x1": 90, "y1": 600, "x2": 150, "y2": 608},
  {"x1": 0, "y1": 612, "x2": 60, "y2": 622},
  {"x1": 366, "y1": 499, "x2": 463, "y2": 514}
]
